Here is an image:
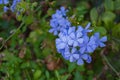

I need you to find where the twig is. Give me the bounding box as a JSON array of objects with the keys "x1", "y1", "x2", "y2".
[
  {"x1": 0, "y1": 22, "x2": 24, "y2": 50},
  {"x1": 100, "y1": 49, "x2": 120, "y2": 79}
]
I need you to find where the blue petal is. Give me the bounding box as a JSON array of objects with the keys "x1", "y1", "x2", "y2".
[
  {"x1": 87, "y1": 46, "x2": 93, "y2": 53},
  {"x1": 69, "y1": 32, "x2": 75, "y2": 39},
  {"x1": 61, "y1": 36, "x2": 67, "y2": 42},
  {"x1": 87, "y1": 30, "x2": 92, "y2": 32},
  {"x1": 4, "y1": 6, "x2": 9, "y2": 12},
  {"x1": 64, "y1": 51, "x2": 70, "y2": 58},
  {"x1": 70, "y1": 56, "x2": 75, "y2": 62},
  {"x1": 0, "y1": 0, "x2": 2, "y2": 4},
  {"x1": 73, "y1": 54, "x2": 79, "y2": 59},
  {"x1": 94, "y1": 32, "x2": 100, "y2": 39},
  {"x1": 57, "y1": 49, "x2": 64, "y2": 54},
  {"x1": 71, "y1": 48, "x2": 77, "y2": 53},
  {"x1": 56, "y1": 39, "x2": 62, "y2": 44},
  {"x1": 85, "y1": 23, "x2": 91, "y2": 29},
  {"x1": 53, "y1": 30, "x2": 58, "y2": 35},
  {"x1": 81, "y1": 54, "x2": 88, "y2": 60},
  {"x1": 77, "y1": 26, "x2": 83, "y2": 32},
  {"x1": 83, "y1": 36, "x2": 89, "y2": 43},
  {"x1": 92, "y1": 44, "x2": 97, "y2": 51},
  {"x1": 99, "y1": 42, "x2": 106, "y2": 47},
  {"x1": 60, "y1": 6, "x2": 65, "y2": 11},
  {"x1": 77, "y1": 38, "x2": 83, "y2": 44},
  {"x1": 100, "y1": 36, "x2": 107, "y2": 42},
  {"x1": 86, "y1": 56, "x2": 92, "y2": 63},
  {"x1": 49, "y1": 29, "x2": 54, "y2": 33},
  {"x1": 77, "y1": 58, "x2": 84, "y2": 65},
  {"x1": 68, "y1": 39, "x2": 74, "y2": 46},
  {"x1": 89, "y1": 36, "x2": 95, "y2": 45},
  {"x1": 76, "y1": 32, "x2": 82, "y2": 38},
  {"x1": 68, "y1": 27, "x2": 75, "y2": 34},
  {"x1": 4, "y1": 0, "x2": 9, "y2": 4},
  {"x1": 73, "y1": 41, "x2": 78, "y2": 47},
  {"x1": 80, "y1": 47, "x2": 86, "y2": 53},
  {"x1": 57, "y1": 43, "x2": 66, "y2": 49}
]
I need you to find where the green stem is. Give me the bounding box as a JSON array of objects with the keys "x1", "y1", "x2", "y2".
[
  {"x1": 0, "y1": 22, "x2": 24, "y2": 50},
  {"x1": 25, "y1": 70, "x2": 31, "y2": 80},
  {"x1": 101, "y1": 49, "x2": 120, "y2": 79}
]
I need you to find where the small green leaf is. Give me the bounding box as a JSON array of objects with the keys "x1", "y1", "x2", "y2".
[
  {"x1": 74, "y1": 71, "x2": 83, "y2": 80},
  {"x1": 16, "y1": 14, "x2": 23, "y2": 21},
  {"x1": 102, "y1": 11, "x2": 116, "y2": 25},
  {"x1": 55, "y1": 70, "x2": 60, "y2": 80},
  {"x1": 90, "y1": 8, "x2": 98, "y2": 24},
  {"x1": 61, "y1": 74, "x2": 70, "y2": 80},
  {"x1": 114, "y1": 0, "x2": 120, "y2": 10},
  {"x1": 94, "y1": 26, "x2": 107, "y2": 35},
  {"x1": 45, "y1": 71, "x2": 50, "y2": 79},
  {"x1": 104, "y1": 0, "x2": 114, "y2": 11},
  {"x1": 47, "y1": 8, "x2": 55, "y2": 16},
  {"x1": 34, "y1": 70, "x2": 42, "y2": 79},
  {"x1": 112, "y1": 23, "x2": 120, "y2": 38},
  {"x1": 22, "y1": 15, "x2": 34, "y2": 25},
  {"x1": 68, "y1": 63, "x2": 76, "y2": 73}
]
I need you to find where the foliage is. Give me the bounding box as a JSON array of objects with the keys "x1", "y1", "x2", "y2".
[{"x1": 0, "y1": 0, "x2": 120, "y2": 80}]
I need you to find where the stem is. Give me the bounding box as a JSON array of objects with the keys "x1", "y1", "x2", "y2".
[
  {"x1": 25, "y1": 70, "x2": 31, "y2": 80},
  {"x1": 0, "y1": 22, "x2": 24, "y2": 50},
  {"x1": 101, "y1": 49, "x2": 120, "y2": 78}
]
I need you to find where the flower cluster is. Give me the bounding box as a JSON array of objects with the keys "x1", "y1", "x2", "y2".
[
  {"x1": 49, "y1": 7, "x2": 71, "y2": 35},
  {"x1": 49, "y1": 7, "x2": 107, "y2": 65},
  {"x1": 0, "y1": 0, "x2": 21, "y2": 12}
]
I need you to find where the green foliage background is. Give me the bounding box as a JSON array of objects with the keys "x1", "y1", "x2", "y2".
[{"x1": 0, "y1": 0, "x2": 120, "y2": 80}]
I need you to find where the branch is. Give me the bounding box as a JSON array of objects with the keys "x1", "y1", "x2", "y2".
[
  {"x1": 0, "y1": 22, "x2": 24, "y2": 50},
  {"x1": 100, "y1": 49, "x2": 120, "y2": 79}
]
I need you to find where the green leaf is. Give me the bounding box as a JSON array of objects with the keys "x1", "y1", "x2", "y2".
[
  {"x1": 47, "y1": 8, "x2": 55, "y2": 16},
  {"x1": 112, "y1": 23, "x2": 120, "y2": 38},
  {"x1": 74, "y1": 71, "x2": 83, "y2": 80},
  {"x1": 16, "y1": 14, "x2": 23, "y2": 21},
  {"x1": 102, "y1": 11, "x2": 116, "y2": 25},
  {"x1": 90, "y1": 8, "x2": 98, "y2": 24},
  {"x1": 61, "y1": 74, "x2": 70, "y2": 80},
  {"x1": 45, "y1": 70, "x2": 50, "y2": 79},
  {"x1": 114, "y1": 0, "x2": 120, "y2": 10},
  {"x1": 55, "y1": 70, "x2": 60, "y2": 80},
  {"x1": 104, "y1": 0, "x2": 114, "y2": 11},
  {"x1": 22, "y1": 15, "x2": 34, "y2": 25},
  {"x1": 68, "y1": 63, "x2": 76, "y2": 73},
  {"x1": 34, "y1": 70, "x2": 42, "y2": 79},
  {"x1": 76, "y1": 65, "x2": 85, "y2": 72},
  {"x1": 94, "y1": 26, "x2": 107, "y2": 35}
]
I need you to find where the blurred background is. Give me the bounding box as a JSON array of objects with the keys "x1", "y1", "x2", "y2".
[{"x1": 0, "y1": 0, "x2": 120, "y2": 80}]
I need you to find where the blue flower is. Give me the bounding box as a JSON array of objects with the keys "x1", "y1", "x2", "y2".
[
  {"x1": 0, "y1": 0, "x2": 21, "y2": 12},
  {"x1": 4, "y1": 6, "x2": 9, "y2": 12},
  {"x1": 58, "y1": 6, "x2": 68, "y2": 16},
  {"x1": 86, "y1": 55, "x2": 92, "y2": 63},
  {"x1": 4, "y1": 0, "x2": 9, "y2": 4},
  {"x1": 0, "y1": 0, "x2": 9, "y2": 4},
  {"x1": 55, "y1": 27, "x2": 78, "y2": 55},
  {"x1": 79, "y1": 36, "x2": 96, "y2": 53},
  {"x1": 77, "y1": 53, "x2": 92, "y2": 65},
  {"x1": 77, "y1": 23, "x2": 92, "y2": 36},
  {"x1": 10, "y1": 0, "x2": 21, "y2": 12},
  {"x1": 64, "y1": 48, "x2": 79, "y2": 62},
  {"x1": 49, "y1": 7, "x2": 71, "y2": 35},
  {"x1": 68, "y1": 27, "x2": 83, "y2": 47},
  {"x1": 56, "y1": 37, "x2": 68, "y2": 50},
  {"x1": 0, "y1": 0, "x2": 2, "y2": 4},
  {"x1": 93, "y1": 32, "x2": 107, "y2": 47},
  {"x1": 55, "y1": 31, "x2": 70, "y2": 54},
  {"x1": 49, "y1": 7, "x2": 107, "y2": 65}
]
